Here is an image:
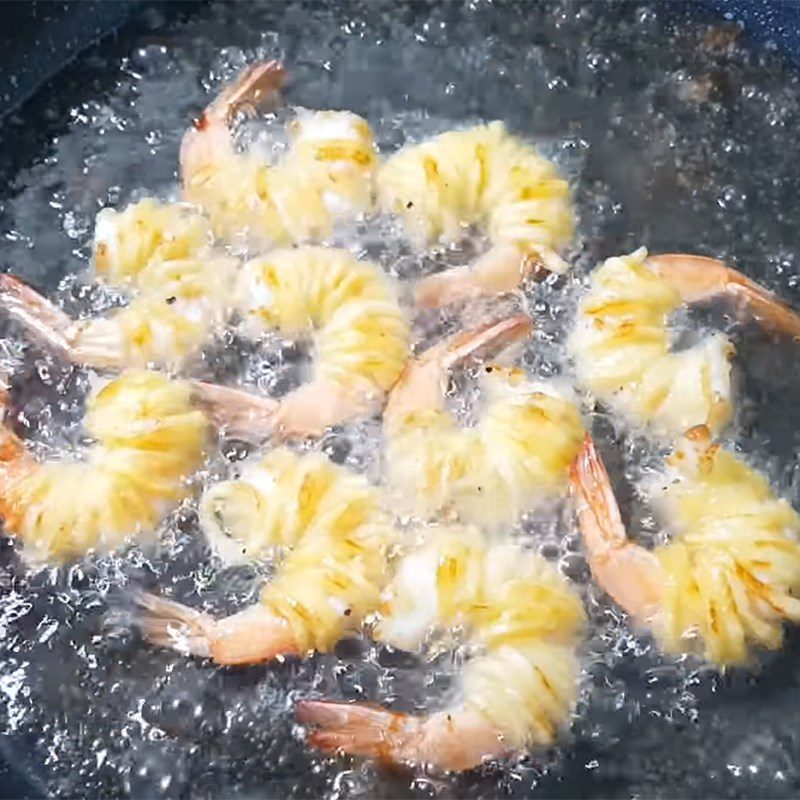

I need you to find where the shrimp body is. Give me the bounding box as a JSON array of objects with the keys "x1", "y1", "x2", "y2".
[
  {"x1": 571, "y1": 430, "x2": 800, "y2": 666},
  {"x1": 2, "y1": 207, "x2": 237, "y2": 372},
  {"x1": 299, "y1": 525, "x2": 586, "y2": 770},
  {"x1": 234, "y1": 247, "x2": 410, "y2": 436},
  {"x1": 379, "y1": 122, "x2": 573, "y2": 309},
  {"x1": 285, "y1": 109, "x2": 377, "y2": 221},
  {"x1": 74, "y1": 255, "x2": 238, "y2": 370},
  {"x1": 142, "y1": 448, "x2": 395, "y2": 662},
  {"x1": 386, "y1": 340, "x2": 584, "y2": 529},
  {"x1": 1, "y1": 370, "x2": 209, "y2": 562},
  {"x1": 569, "y1": 248, "x2": 734, "y2": 436},
  {"x1": 651, "y1": 427, "x2": 800, "y2": 664},
  {"x1": 93, "y1": 198, "x2": 212, "y2": 286},
  {"x1": 181, "y1": 63, "x2": 376, "y2": 244}
]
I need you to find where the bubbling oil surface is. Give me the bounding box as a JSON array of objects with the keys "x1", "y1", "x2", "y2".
[{"x1": 2, "y1": 2, "x2": 800, "y2": 798}]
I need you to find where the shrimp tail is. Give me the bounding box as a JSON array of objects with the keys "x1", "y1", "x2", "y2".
[
  {"x1": 138, "y1": 592, "x2": 299, "y2": 665},
  {"x1": 205, "y1": 60, "x2": 286, "y2": 127},
  {"x1": 297, "y1": 700, "x2": 413, "y2": 759},
  {"x1": 570, "y1": 434, "x2": 663, "y2": 623},
  {"x1": 414, "y1": 264, "x2": 474, "y2": 310},
  {"x1": 415, "y1": 243, "x2": 545, "y2": 310},
  {"x1": 385, "y1": 313, "x2": 532, "y2": 425},
  {"x1": 440, "y1": 313, "x2": 533, "y2": 370},
  {"x1": 135, "y1": 591, "x2": 215, "y2": 657},
  {"x1": 180, "y1": 61, "x2": 286, "y2": 193},
  {"x1": 0, "y1": 274, "x2": 75, "y2": 359},
  {"x1": 190, "y1": 381, "x2": 279, "y2": 442},
  {"x1": 649, "y1": 254, "x2": 800, "y2": 339},
  {"x1": 569, "y1": 434, "x2": 628, "y2": 552},
  {"x1": 299, "y1": 701, "x2": 508, "y2": 771}
]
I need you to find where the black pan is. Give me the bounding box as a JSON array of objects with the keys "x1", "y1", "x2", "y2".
[{"x1": 2, "y1": 2, "x2": 800, "y2": 798}]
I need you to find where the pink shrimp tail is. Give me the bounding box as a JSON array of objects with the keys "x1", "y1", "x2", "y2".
[
  {"x1": 0, "y1": 274, "x2": 74, "y2": 359},
  {"x1": 569, "y1": 434, "x2": 628, "y2": 551},
  {"x1": 569, "y1": 434, "x2": 663, "y2": 623},
  {"x1": 137, "y1": 591, "x2": 300, "y2": 665},
  {"x1": 190, "y1": 381, "x2": 279, "y2": 442},
  {"x1": 385, "y1": 313, "x2": 532, "y2": 425},
  {"x1": 297, "y1": 700, "x2": 410, "y2": 759},
  {"x1": 414, "y1": 265, "x2": 474, "y2": 309},
  {"x1": 441, "y1": 313, "x2": 533, "y2": 370},
  {"x1": 136, "y1": 591, "x2": 214, "y2": 657},
  {"x1": 649, "y1": 253, "x2": 800, "y2": 339},
  {"x1": 205, "y1": 60, "x2": 286, "y2": 126},
  {"x1": 414, "y1": 243, "x2": 548, "y2": 310},
  {"x1": 180, "y1": 60, "x2": 286, "y2": 187}
]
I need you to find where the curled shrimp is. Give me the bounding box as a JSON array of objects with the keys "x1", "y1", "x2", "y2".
[
  {"x1": 0, "y1": 197, "x2": 236, "y2": 372},
  {"x1": 0, "y1": 353, "x2": 370, "y2": 562},
  {"x1": 0, "y1": 250, "x2": 398, "y2": 442},
  {"x1": 1, "y1": 214, "x2": 411, "y2": 434},
  {"x1": 384, "y1": 314, "x2": 584, "y2": 530},
  {"x1": 92, "y1": 198, "x2": 213, "y2": 286},
  {"x1": 570, "y1": 430, "x2": 800, "y2": 666},
  {"x1": 0, "y1": 369, "x2": 210, "y2": 563},
  {"x1": 0, "y1": 256, "x2": 237, "y2": 372},
  {"x1": 298, "y1": 524, "x2": 586, "y2": 772},
  {"x1": 569, "y1": 247, "x2": 800, "y2": 436},
  {"x1": 194, "y1": 246, "x2": 410, "y2": 439},
  {"x1": 378, "y1": 122, "x2": 574, "y2": 310},
  {"x1": 139, "y1": 448, "x2": 396, "y2": 665},
  {"x1": 181, "y1": 61, "x2": 377, "y2": 244}
]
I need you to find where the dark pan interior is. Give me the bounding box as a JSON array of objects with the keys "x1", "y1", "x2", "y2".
[{"x1": 2, "y1": 2, "x2": 800, "y2": 798}]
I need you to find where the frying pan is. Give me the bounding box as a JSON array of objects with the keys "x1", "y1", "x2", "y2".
[{"x1": 2, "y1": 2, "x2": 800, "y2": 798}]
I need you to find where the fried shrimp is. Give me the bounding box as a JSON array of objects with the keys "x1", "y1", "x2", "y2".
[
  {"x1": 193, "y1": 246, "x2": 410, "y2": 439},
  {"x1": 180, "y1": 61, "x2": 377, "y2": 244},
  {"x1": 378, "y1": 122, "x2": 574, "y2": 309},
  {"x1": 0, "y1": 191, "x2": 237, "y2": 372},
  {"x1": 384, "y1": 315, "x2": 584, "y2": 530},
  {"x1": 298, "y1": 524, "x2": 586, "y2": 772},
  {"x1": 0, "y1": 370, "x2": 210, "y2": 562},
  {"x1": 0, "y1": 254, "x2": 238, "y2": 371},
  {"x1": 139, "y1": 448, "x2": 396, "y2": 664},
  {"x1": 1, "y1": 249, "x2": 400, "y2": 441},
  {"x1": 569, "y1": 247, "x2": 800, "y2": 436},
  {"x1": 570, "y1": 430, "x2": 800, "y2": 666},
  {"x1": 0, "y1": 356, "x2": 368, "y2": 562},
  {"x1": 92, "y1": 198, "x2": 213, "y2": 286}
]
